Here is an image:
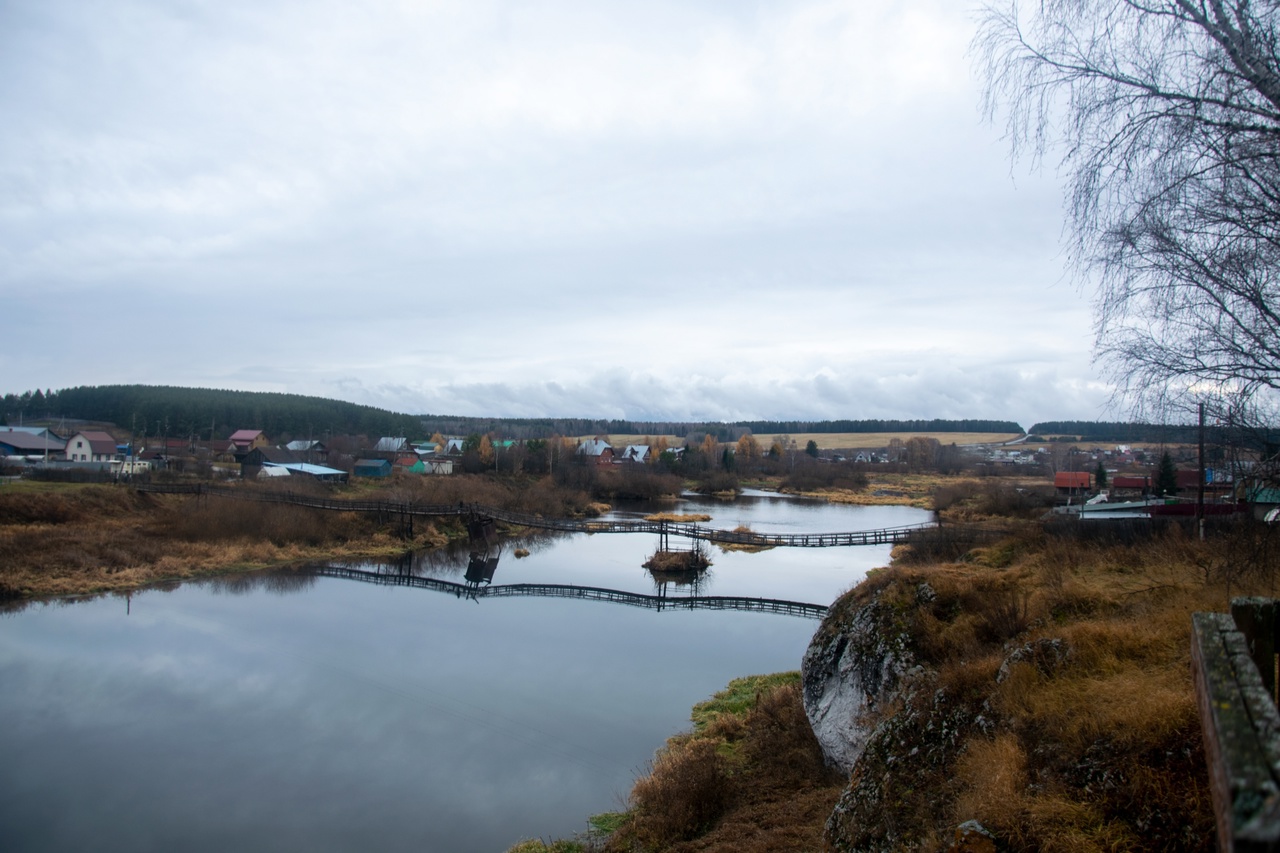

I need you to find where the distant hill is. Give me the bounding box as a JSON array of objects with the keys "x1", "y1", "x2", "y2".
[
  {"x1": 2, "y1": 385, "x2": 422, "y2": 441},
  {"x1": 3, "y1": 384, "x2": 1025, "y2": 443},
  {"x1": 417, "y1": 416, "x2": 1025, "y2": 441},
  {"x1": 1028, "y1": 420, "x2": 1280, "y2": 451},
  {"x1": 1028, "y1": 420, "x2": 1202, "y2": 443}
]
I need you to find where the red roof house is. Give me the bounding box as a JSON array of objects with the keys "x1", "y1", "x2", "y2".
[
  {"x1": 228, "y1": 430, "x2": 268, "y2": 457},
  {"x1": 1054, "y1": 472, "x2": 1092, "y2": 494}
]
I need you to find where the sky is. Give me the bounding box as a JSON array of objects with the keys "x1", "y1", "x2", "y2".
[{"x1": 0, "y1": 0, "x2": 1111, "y2": 429}]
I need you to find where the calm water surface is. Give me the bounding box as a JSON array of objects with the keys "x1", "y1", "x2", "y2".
[{"x1": 0, "y1": 494, "x2": 930, "y2": 852}]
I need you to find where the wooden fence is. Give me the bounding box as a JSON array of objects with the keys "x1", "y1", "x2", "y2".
[{"x1": 1192, "y1": 597, "x2": 1280, "y2": 851}]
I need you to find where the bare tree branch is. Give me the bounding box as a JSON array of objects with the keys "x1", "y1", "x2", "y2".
[{"x1": 975, "y1": 0, "x2": 1280, "y2": 423}]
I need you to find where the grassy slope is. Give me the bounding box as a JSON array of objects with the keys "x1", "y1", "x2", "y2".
[
  {"x1": 0, "y1": 474, "x2": 595, "y2": 599},
  {"x1": 525, "y1": 481, "x2": 1266, "y2": 853}
]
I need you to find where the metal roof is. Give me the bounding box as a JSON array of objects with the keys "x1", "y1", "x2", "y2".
[
  {"x1": 263, "y1": 462, "x2": 347, "y2": 477},
  {"x1": 0, "y1": 430, "x2": 66, "y2": 452}
]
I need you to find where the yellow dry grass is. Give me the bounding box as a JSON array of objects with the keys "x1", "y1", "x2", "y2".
[
  {"x1": 0, "y1": 485, "x2": 453, "y2": 598},
  {"x1": 645, "y1": 512, "x2": 713, "y2": 523},
  {"x1": 898, "y1": 523, "x2": 1240, "y2": 851},
  {"x1": 806, "y1": 472, "x2": 962, "y2": 508}
]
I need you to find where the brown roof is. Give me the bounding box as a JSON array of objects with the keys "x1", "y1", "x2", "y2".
[
  {"x1": 1112, "y1": 476, "x2": 1150, "y2": 489},
  {"x1": 1054, "y1": 472, "x2": 1091, "y2": 488},
  {"x1": 71, "y1": 430, "x2": 119, "y2": 456},
  {"x1": 229, "y1": 430, "x2": 266, "y2": 449}
]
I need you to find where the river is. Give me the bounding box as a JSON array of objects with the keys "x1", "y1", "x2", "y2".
[{"x1": 0, "y1": 492, "x2": 930, "y2": 852}]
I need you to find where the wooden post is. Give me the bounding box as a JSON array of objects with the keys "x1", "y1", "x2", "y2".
[
  {"x1": 1232, "y1": 598, "x2": 1278, "y2": 704},
  {"x1": 1192, "y1": 606, "x2": 1280, "y2": 851}
]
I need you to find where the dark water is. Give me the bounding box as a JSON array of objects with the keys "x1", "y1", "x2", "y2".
[{"x1": 0, "y1": 494, "x2": 930, "y2": 852}]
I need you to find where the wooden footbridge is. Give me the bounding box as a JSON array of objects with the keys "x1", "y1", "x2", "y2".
[
  {"x1": 136, "y1": 483, "x2": 935, "y2": 548},
  {"x1": 313, "y1": 565, "x2": 828, "y2": 618}
]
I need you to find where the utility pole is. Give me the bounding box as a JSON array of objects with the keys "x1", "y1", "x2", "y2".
[{"x1": 1198, "y1": 402, "x2": 1206, "y2": 542}]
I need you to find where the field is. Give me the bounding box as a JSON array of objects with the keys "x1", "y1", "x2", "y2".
[{"x1": 587, "y1": 432, "x2": 1024, "y2": 451}]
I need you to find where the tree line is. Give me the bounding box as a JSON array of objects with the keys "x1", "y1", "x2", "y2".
[
  {"x1": 1, "y1": 385, "x2": 422, "y2": 441},
  {"x1": 4, "y1": 384, "x2": 1029, "y2": 441}
]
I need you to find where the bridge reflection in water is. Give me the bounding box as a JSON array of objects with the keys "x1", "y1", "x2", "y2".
[{"x1": 311, "y1": 564, "x2": 828, "y2": 619}]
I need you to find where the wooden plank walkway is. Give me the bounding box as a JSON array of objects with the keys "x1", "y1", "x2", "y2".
[
  {"x1": 135, "y1": 483, "x2": 936, "y2": 548},
  {"x1": 312, "y1": 565, "x2": 829, "y2": 618}
]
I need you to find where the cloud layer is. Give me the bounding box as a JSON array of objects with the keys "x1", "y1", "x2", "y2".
[{"x1": 0, "y1": 0, "x2": 1109, "y2": 428}]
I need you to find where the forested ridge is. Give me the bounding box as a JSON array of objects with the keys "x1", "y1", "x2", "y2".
[
  {"x1": 3, "y1": 384, "x2": 1025, "y2": 440},
  {"x1": 1, "y1": 385, "x2": 422, "y2": 440}
]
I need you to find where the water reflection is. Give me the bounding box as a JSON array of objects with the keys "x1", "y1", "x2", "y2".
[
  {"x1": 310, "y1": 564, "x2": 827, "y2": 619},
  {"x1": 464, "y1": 550, "x2": 500, "y2": 588},
  {"x1": 0, "y1": 495, "x2": 932, "y2": 852},
  {"x1": 205, "y1": 570, "x2": 318, "y2": 597}
]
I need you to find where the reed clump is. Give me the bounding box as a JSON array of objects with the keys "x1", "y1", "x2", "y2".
[{"x1": 602, "y1": 673, "x2": 843, "y2": 853}]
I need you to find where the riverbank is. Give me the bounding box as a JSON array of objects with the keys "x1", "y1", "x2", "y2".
[
  {"x1": 517, "y1": 485, "x2": 1261, "y2": 852},
  {"x1": 0, "y1": 482, "x2": 458, "y2": 599},
  {"x1": 0, "y1": 471, "x2": 940, "y2": 600},
  {"x1": 0, "y1": 474, "x2": 605, "y2": 599},
  {"x1": 507, "y1": 673, "x2": 846, "y2": 853}
]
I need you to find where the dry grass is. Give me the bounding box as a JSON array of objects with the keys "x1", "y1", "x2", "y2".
[
  {"x1": 714, "y1": 525, "x2": 774, "y2": 554},
  {"x1": 0, "y1": 482, "x2": 453, "y2": 598},
  {"x1": 788, "y1": 432, "x2": 1021, "y2": 450},
  {"x1": 644, "y1": 512, "x2": 713, "y2": 523},
  {"x1": 827, "y1": 521, "x2": 1233, "y2": 852},
  {"x1": 810, "y1": 472, "x2": 981, "y2": 508},
  {"x1": 607, "y1": 675, "x2": 843, "y2": 853}
]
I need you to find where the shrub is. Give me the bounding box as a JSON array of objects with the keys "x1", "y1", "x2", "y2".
[
  {"x1": 627, "y1": 738, "x2": 733, "y2": 848},
  {"x1": 592, "y1": 468, "x2": 683, "y2": 501},
  {"x1": 780, "y1": 461, "x2": 869, "y2": 492},
  {"x1": 693, "y1": 471, "x2": 739, "y2": 494}
]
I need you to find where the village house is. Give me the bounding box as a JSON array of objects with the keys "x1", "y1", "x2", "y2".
[
  {"x1": 64, "y1": 430, "x2": 119, "y2": 463},
  {"x1": 353, "y1": 458, "x2": 392, "y2": 478},
  {"x1": 1110, "y1": 475, "x2": 1151, "y2": 498},
  {"x1": 393, "y1": 454, "x2": 425, "y2": 474},
  {"x1": 619, "y1": 445, "x2": 650, "y2": 464},
  {"x1": 261, "y1": 461, "x2": 348, "y2": 483},
  {"x1": 423, "y1": 456, "x2": 454, "y2": 475},
  {"x1": 373, "y1": 437, "x2": 409, "y2": 456},
  {"x1": 1054, "y1": 471, "x2": 1092, "y2": 497},
  {"x1": 284, "y1": 440, "x2": 328, "y2": 462},
  {"x1": 228, "y1": 429, "x2": 269, "y2": 458},
  {"x1": 577, "y1": 439, "x2": 614, "y2": 465},
  {"x1": 241, "y1": 446, "x2": 303, "y2": 479},
  {"x1": 0, "y1": 428, "x2": 67, "y2": 459}
]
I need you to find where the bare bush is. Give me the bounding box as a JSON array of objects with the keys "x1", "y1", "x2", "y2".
[{"x1": 628, "y1": 738, "x2": 733, "y2": 848}]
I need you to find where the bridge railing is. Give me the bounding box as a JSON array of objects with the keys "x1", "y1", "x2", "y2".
[
  {"x1": 134, "y1": 483, "x2": 936, "y2": 547},
  {"x1": 311, "y1": 565, "x2": 829, "y2": 618},
  {"x1": 1191, "y1": 597, "x2": 1280, "y2": 851}
]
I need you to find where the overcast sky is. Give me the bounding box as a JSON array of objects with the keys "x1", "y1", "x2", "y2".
[{"x1": 0, "y1": 0, "x2": 1110, "y2": 429}]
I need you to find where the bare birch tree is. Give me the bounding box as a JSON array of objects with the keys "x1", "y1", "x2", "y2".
[{"x1": 974, "y1": 1, "x2": 1280, "y2": 422}]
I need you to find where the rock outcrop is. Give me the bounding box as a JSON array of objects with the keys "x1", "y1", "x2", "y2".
[{"x1": 800, "y1": 580, "x2": 923, "y2": 774}]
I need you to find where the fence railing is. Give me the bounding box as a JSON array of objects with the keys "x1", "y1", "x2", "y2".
[
  {"x1": 311, "y1": 565, "x2": 828, "y2": 618},
  {"x1": 1191, "y1": 597, "x2": 1280, "y2": 851}
]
